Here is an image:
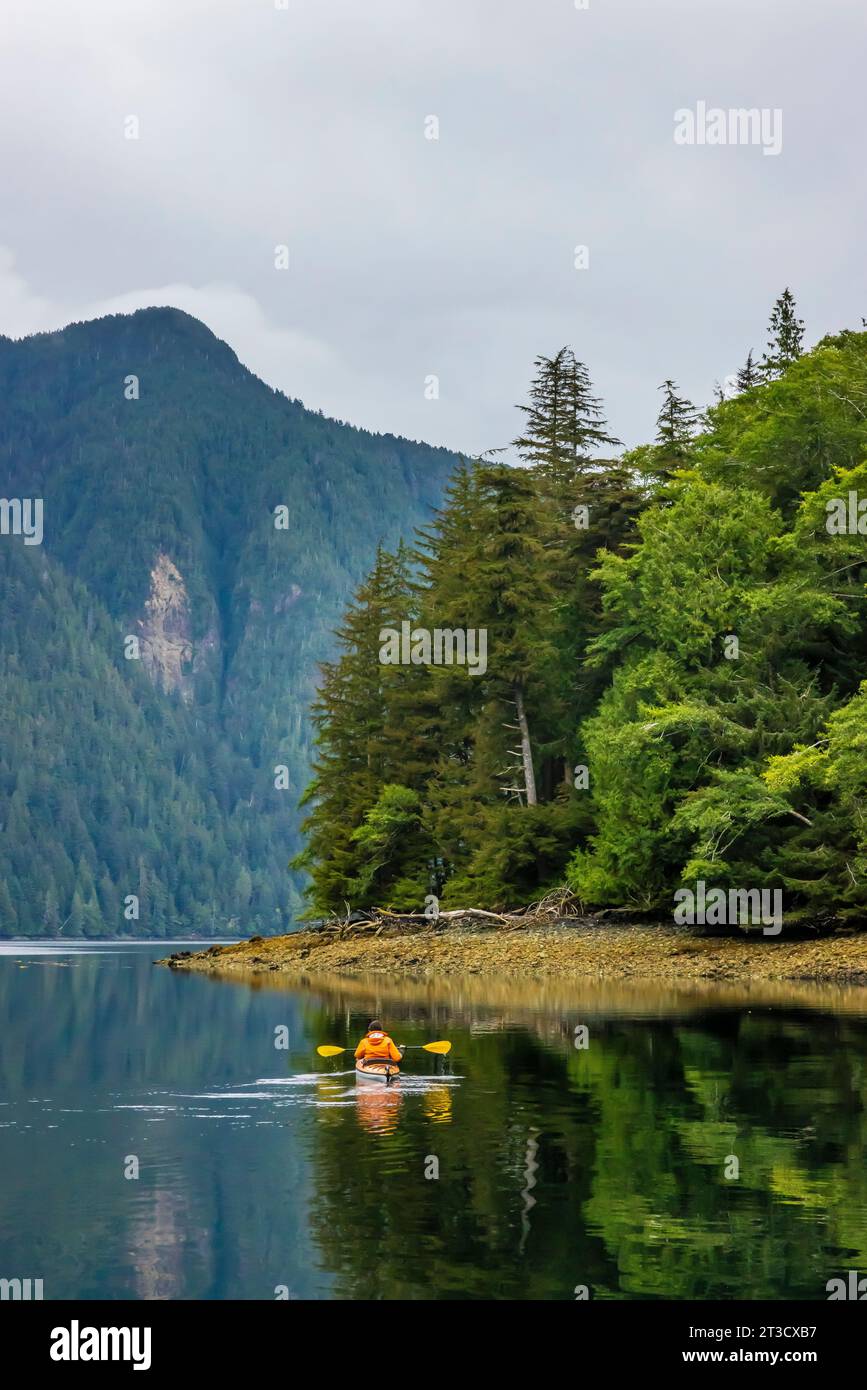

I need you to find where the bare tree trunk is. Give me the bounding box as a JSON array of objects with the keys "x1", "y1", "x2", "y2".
[{"x1": 513, "y1": 683, "x2": 538, "y2": 807}]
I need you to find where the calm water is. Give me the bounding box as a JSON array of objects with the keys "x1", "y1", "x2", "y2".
[{"x1": 1, "y1": 941, "x2": 866, "y2": 1300}]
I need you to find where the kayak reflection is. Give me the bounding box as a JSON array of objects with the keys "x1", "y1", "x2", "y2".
[
  {"x1": 354, "y1": 1079, "x2": 404, "y2": 1136},
  {"x1": 348, "y1": 1076, "x2": 455, "y2": 1135}
]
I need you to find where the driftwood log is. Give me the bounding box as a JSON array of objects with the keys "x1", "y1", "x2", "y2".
[{"x1": 311, "y1": 890, "x2": 590, "y2": 938}]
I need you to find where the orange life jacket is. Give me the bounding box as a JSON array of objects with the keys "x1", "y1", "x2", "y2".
[{"x1": 355, "y1": 1030, "x2": 401, "y2": 1063}]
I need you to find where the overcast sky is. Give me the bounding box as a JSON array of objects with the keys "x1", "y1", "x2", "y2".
[{"x1": 0, "y1": 0, "x2": 863, "y2": 455}]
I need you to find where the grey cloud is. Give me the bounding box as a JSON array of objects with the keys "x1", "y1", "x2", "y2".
[{"x1": 0, "y1": 0, "x2": 863, "y2": 453}]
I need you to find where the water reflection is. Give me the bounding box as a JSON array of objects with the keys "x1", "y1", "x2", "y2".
[
  {"x1": 421, "y1": 1086, "x2": 453, "y2": 1126},
  {"x1": 2, "y1": 943, "x2": 867, "y2": 1300},
  {"x1": 354, "y1": 1082, "x2": 404, "y2": 1136}
]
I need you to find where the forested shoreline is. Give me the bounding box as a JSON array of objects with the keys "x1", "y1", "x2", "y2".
[{"x1": 296, "y1": 293, "x2": 867, "y2": 932}]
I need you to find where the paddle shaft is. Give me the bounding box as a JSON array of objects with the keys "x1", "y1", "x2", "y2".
[{"x1": 317, "y1": 1040, "x2": 450, "y2": 1056}]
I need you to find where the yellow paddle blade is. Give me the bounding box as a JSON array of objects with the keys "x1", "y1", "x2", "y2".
[
  {"x1": 317, "y1": 1045, "x2": 346, "y2": 1057},
  {"x1": 422, "y1": 1041, "x2": 452, "y2": 1055}
]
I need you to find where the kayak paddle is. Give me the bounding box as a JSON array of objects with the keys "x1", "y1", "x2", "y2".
[{"x1": 317, "y1": 1040, "x2": 451, "y2": 1057}]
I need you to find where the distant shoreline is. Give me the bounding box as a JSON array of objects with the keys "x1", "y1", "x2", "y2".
[
  {"x1": 157, "y1": 919, "x2": 867, "y2": 986},
  {"x1": 0, "y1": 937, "x2": 242, "y2": 946}
]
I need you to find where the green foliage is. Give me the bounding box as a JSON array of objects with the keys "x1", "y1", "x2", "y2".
[
  {"x1": 697, "y1": 328, "x2": 867, "y2": 515},
  {"x1": 300, "y1": 318, "x2": 867, "y2": 929},
  {"x1": 349, "y1": 785, "x2": 424, "y2": 899},
  {"x1": 567, "y1": 459, "x2": 859, "y2": 912},
  {"x1": 761, "y1": 684, "x2": 867, "y2": 915}
]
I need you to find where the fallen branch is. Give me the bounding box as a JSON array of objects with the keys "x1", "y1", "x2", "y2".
[{"x1": 373, "y1": 906, "x2": 513, "y2": 925}]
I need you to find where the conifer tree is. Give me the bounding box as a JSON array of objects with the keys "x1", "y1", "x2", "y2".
[
  {"x1": 762, "y1": 288, "x2": 804, "y2": 378},
  {"x1": 414, "y1": 459, "x2": 556, "y2": 813},
  {"x1": 292, "y1": 544, "x2": 416, "y2": 914},
  {"x1": 420, "y1": 458, "x2": 583, "y2": 906},
  {"x1": 652, "y1": 379, "x2": 699, "y2": 479},
  {"x1": 512, "y1": 348, "x2": 572, "y2": 473},
  {"x1": 736, "y1": 349, "x2": 760, "y2": 391},
  {"x1": 656, "y1": 379, "x2": 699, "y2": 454},
  {"x1": 408, "y1": 462, "x2": 486, "y2": 770},
  {"x1": 485, "y1": 463, "x2": 552, "y2": 802},
  {"x1": 513, "y1": 348, "x2": 618, "y2": 493},
  {"x1": 510, "y1": 350, "x2": 638, "y2": 795}
]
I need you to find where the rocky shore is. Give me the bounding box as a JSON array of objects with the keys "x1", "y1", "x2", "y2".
[{"x1": 157, "y1": 908, "x2": 867, "y2": 985}]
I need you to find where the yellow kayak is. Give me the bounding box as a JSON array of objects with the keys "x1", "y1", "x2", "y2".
[{"x1": 355, "y1": 1059, "x2": 400, "y2": 1084}]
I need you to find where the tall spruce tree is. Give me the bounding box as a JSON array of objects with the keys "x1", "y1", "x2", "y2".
[
  {"x1": 453, "y1": 461, "x2": 556, "y2": 807},
  {"x1": 762, "y1": 288, "x2": 804, "y2": 378},
  {"x1": 421, "y1": 458, "x2": 579, "y2": 906},
  {"x1": 513, "y1": 348, "x2": 619, "y2": 493},
  {"x1": 511, "y1": 349, "x2": 631, "y2": 774},
  {"x1": 512, "y1": 348, "x2": 572, "y2": 474}
]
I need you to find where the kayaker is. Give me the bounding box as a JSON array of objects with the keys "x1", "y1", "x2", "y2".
[{"x1": 354, "y1": 1020, "x2": 404, "y2": 1068}]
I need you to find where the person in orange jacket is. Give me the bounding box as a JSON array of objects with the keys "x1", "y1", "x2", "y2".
[{"x1": 355, "y1": 1020, "x2": 404, "y2": 1068}]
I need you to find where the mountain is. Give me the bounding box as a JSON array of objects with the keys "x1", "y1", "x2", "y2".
[{"x1": 0, "y1": 308, "x2": 459, "y2": 937}]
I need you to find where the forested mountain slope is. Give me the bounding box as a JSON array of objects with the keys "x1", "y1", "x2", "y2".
[{"x1": 0, "y1": 308, "x2": 458, "y2": 936}]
